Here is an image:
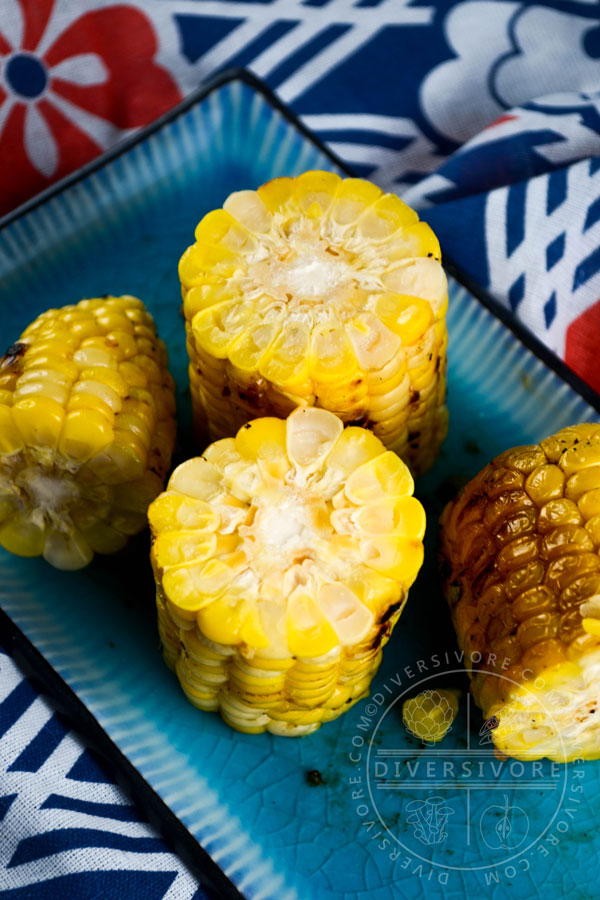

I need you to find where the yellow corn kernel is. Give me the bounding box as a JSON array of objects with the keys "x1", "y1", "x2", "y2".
[
  {"x1": 525, "y1": 464, "x2": 565, "y2": 504},
  {"x1": 355, "y1": 496, "x2": 427, "y2": 539},
  {"x1": 197, "y1": 597, "x2": 247, "y2": 645},
  {"x1": 59, "y1": 409, "x2": 114, "y2": 461},
  {"x1": 0, "y1": 514, "x2": 45, "y2": 557},
  {"x1": 178, "y1": 243, "x2": 239, "y2": 286},
  {"x1": 374, "y1": 294, "x2": 433, "y2": 346},
  {"x1": 118, "y1": 361, "x2": 148, "y2": 388},
  {"x1": 286, "y1": 590, "x2": 339, "y2": 657},
  {"x1": 259, "y1": 320, "x2": 311, "y2": 389},
  {"x1": 566, "y1": 465, "x2": 600, "y2": 501},
  {"x1": 361, "y1": 536, "x2": 424, "y2": 583},
  {"x1": 559, "y1": 438, "x2": 600, "y2": 476},
  {"x1": 153, "y1": 531, "x2": 217, "y2": 570},
  {"x1": 194, "y1": 210, "x2": 255, "y2": 253},
  {"x1": 309, "y1": 318, "x2": 360, "y2": 384},
  {"x1": 0, "y1": 406, "x2": 23, "y2": 454},
  {"x1": 148, "y1": 492, "x2": 220, "y2": 533},
  {"x1": 43, "y1": 528, "x2": 93, "y2": 570},
  {"x1": 228, "y1": 320, "x2": 281, "y2": 373},
  {"x1": 257, "y1": 176, "x2": 295, "y2": 213},
  {"x1": 330, "y1": 177, "x2": 382, "y2": 225},
  {"x1": 80, "y1": 520, "x2": 128, "y2": 554},
  {"x1": 579, "y1": 489, "x2": 600, "y2": 520},
  {"x1": 345, "y1": 451, "x2": 414, "y2": 505},
  {"x1": 192, "y1": 301, "x2": 254, "y2": 359},
  {"x1": 318, "y1": 583, "x2": 373, "y2": 645},
  {"x1": 223, "y1": 190, "x2": 272, "y2": 233},
  {"x1": 235, "y1": 418, "x2": 288, "y2": 483},
  {"x1": 346, "y1": 313, "x2": 402, "y2": 372},
  {"x1": 286, "y1": 406, "x2": 343, "y2": 474},
  {"x1": 12, "y1": 397, "x2": 65, "y2": 450}
]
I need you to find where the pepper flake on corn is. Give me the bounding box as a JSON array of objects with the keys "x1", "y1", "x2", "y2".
[
  {"x1": 180, "y1": 172, "x2": 448, "y2": 475},
  {"x1": 148, "y1": 407, "x2": 426, "y2": 736},
  {"x1": 0, "y1": 296, "x2": 176, "y2": 569},
  {"x1": 440, "y1": 424, "x2": 600, "y2": 762}
]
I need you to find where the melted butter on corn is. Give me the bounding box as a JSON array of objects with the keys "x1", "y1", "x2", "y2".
[
  {"x1": 148, "y1": 408, "x2": 426, "y2": 735},
  {"x1": 181, "y1": 172, "x2": 448, "y2": 475},
  {"x1": 440, "y1": 423, "x2": 600, "y2": 761},
  {"x1": 0, "y1": 296, "x2": 176, "y2": 569}
]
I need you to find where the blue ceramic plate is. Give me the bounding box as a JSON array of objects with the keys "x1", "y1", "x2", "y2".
[{"x1": 1, "y1": 71, "x2": 600, "y2": 900}]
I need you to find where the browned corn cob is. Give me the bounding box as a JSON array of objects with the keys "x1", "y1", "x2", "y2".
[
  {"x1": 179, "y1": 172, "x2": 448, "y2": 475},
  {"x1": 440, "y1": 424, "x2": 600, "y2": 761}
]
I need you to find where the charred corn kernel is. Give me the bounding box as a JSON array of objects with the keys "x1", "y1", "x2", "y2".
[
  {"x1": 402, "y1": 689, "x2": 460, "y2": 742},
  {"x1": 180, "y1": 172, "x2": 448, "y2": 475},
  {"x1": 148, "y1": 408, "x2": 425, "y2": 736},
  {"x1": 0, "y1": 296, "x2": 176, "y2": 570},
  {"x1": 440, "y1": 423, "x2": 600, "y2": 762}
]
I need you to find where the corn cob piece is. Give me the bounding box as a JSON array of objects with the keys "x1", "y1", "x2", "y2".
[
  {"x1": 180, "y1": 172, "x2": 448, "y2": 475},
  {"x1": 0, "y1": 296, "x2": 176, "y2": 570},
  {"x1": 148, "y1": 407, "x2": 425, "y2": 735},
  {"x1": 440, "y1": 424, "x2": 600, "y2": 761}
]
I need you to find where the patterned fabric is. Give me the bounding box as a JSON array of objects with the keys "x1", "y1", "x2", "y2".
[
  {"x1": 1, "y1": 0, "x2": 600, "y2": 391},
  {"x1": 0, "y1": 650, "x2": 211, "y2": 899},
  {"x1": 2, "y1": 1, "x2": 600, "y2": 897},
  {"x1": 0, "y1": 0, "x2": 600, "y2": 389}
]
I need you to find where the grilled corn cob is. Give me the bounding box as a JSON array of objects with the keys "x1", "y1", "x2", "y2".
[
  {"x1": 180, "y1": 171, "x2": 448, "y2": 475},
  {"x1": 148, "y1": 407, "x2": 425, "y2": 735},
  {"x1": 440, "y1": 424, "x2": 600, "y2": 761},
  {"x1": 0, "y1": 296, "x2": 176, "y2": 569}
]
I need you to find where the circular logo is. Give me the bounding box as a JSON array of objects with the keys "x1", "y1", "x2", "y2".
[{"x1": 347, "y1": 656, "x2": 585, "y2": 885}]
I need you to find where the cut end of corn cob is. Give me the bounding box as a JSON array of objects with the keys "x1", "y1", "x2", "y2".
[
  {"x1": 181, "y1": 172, "x2": 448, "y2": 474},
  {"x1": 440, "y1": 423, "x2": 600, "y2": 761},
  {"x1": 148, "y1": 407, "x2": 426, "y2": 735},
  {"x1": 402, "y1": 688, "x2": 460, "y2": 743},
  {"x1": 0, "y1": 296, "x2": 176, "y2": 569}
]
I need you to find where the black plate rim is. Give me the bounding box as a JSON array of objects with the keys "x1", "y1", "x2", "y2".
[{"x1": 1, "y1": 65, "x2": 600, "y2": 900}]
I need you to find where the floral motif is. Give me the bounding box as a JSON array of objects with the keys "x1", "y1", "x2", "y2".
[{"x1": 0, "y1": 0, "x2": 181, "y2": 215}]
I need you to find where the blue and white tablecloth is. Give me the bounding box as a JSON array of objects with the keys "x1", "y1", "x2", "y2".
[{"x1": 2, "y1": 1, "x2": 600, "y2": 897}]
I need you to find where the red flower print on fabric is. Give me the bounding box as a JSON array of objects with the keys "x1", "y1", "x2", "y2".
[{"x1": 0, "y1": 1, "x2": 181, "y2": 215}]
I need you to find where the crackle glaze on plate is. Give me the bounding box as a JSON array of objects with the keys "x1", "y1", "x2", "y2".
[{"x1": 1, "y1": 74, "x2": 600, "y2": 900}]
